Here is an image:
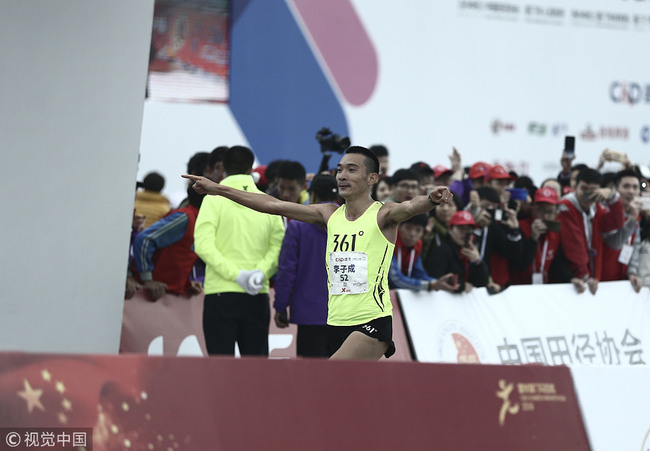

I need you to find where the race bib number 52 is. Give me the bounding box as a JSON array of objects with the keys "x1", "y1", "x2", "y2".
[{"x1": 329, "y1": 251, "x2": 369, "y2": 295}]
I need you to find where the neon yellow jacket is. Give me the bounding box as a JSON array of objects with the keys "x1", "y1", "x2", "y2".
[{"x1": 194, "y1": 174, "x2": 285, "y2": 295}]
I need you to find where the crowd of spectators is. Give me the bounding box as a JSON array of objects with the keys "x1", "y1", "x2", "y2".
[{"x1": 125, "y1": 143, "x2": 650, "y2": 357}]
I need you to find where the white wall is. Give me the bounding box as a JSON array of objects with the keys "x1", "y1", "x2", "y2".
[{"x1": 0, "y1": 1, "x2": 154, "y2": 353}]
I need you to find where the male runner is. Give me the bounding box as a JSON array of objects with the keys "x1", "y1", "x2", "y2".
[{"x1": 183, "y1": 146, "x2": 453, "y2": 360}]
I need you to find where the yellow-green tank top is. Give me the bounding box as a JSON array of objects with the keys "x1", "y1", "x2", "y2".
[{"x1": 325, "y1": 201, "x2": 394, "y2": 326}]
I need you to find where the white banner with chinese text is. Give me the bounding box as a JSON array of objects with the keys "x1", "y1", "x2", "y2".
[{"x1": 399, "y1": 281, "x2": 649, "y2": 367}]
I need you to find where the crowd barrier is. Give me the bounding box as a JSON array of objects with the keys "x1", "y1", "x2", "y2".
[
  {"x1": 398, "y1": 280, "x2": 649, "y2": 366},
  {"x1": 117, "y1": 281, "x2": 650, "y2": 449},
  {"x1": 397, "y1": 280, "x2": 650, "y2": 449}
]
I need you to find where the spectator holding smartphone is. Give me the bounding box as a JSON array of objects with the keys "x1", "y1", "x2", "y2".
[
  {"x1": 554, "y1": 167, "x2": 625, "y2": 294},
  {"x1": 388, "y1": 214, "x2": 456, "y2": 292},
  {"x1": 601, "y1": 169, "x2": 642, "y2": 282},
  {"x1": 425, "y1": 211, "x2": 490, "y2": 293},
  {"x1": 626, "y1": 213, "x2": 650, "y2": 293},
  {"x1": 466, "y1": 186, "x2": 524, "y2": 292},
  {"x1": 510, "y1": 187, "x2": 561, "y2": 285}
]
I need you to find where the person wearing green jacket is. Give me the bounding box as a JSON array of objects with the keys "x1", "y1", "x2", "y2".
[{"x1": 194, "y1": 146, "x2": 285, "y2": 356}]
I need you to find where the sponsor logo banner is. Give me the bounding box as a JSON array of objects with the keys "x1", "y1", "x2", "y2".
[{"x1": 399, "y1": 280, "x2": 649, "y2": 366}]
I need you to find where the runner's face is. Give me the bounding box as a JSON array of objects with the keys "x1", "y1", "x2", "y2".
[{"x1": 336, "y1": 154, "x2": 373, "y2": 198}]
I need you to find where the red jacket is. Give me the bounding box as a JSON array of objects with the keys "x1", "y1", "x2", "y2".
[
  {"x1": 132, "y1": 205, "x2": 199, "y2": 295},
  {"x1": 601, "y1": 213, "x2": 640, "y2": 281},
  {"x1": 395, "y1": 233, "x2": 423, "y2": 276},
  {"x1": 557, "y1": 193, "x2": 625, "y2": 280}
]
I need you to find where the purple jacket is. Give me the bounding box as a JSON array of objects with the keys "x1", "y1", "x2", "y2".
[{"x1": 273, "y1": 218, "x2": 329, "y2": 325}]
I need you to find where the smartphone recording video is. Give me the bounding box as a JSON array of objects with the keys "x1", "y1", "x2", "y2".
[
  {"x1": 542, "y1": 220, "x2": 561, "y2": 232},
  {"x1": 486, "y1": 208, "x2": 503, "y2": 222},
  {"x1": 564, "y1": 136, "x2": 575, "y2": 159}
]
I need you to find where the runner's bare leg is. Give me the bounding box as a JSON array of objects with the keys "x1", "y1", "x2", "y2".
[{"x1": 330, "y1": 331, "x2": 388, "y2": 360}]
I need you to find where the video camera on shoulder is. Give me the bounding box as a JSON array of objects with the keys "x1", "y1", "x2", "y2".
[
  {"x1": 316, "y1": 127, "x2": 350, "y2": 154},
  {"x1": 316, "y1": 127, "x2": 351, "y2": 174}
]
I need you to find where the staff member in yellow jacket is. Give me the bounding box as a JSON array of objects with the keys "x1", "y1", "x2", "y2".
[
  {"x1": 184, "y1": 146, "x2": 452, "y2": 360},
  {"x1": 194, "y1": 146, "x2": 285, "y2": 356}
]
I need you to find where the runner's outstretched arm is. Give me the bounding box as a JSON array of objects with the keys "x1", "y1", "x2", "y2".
[
  {"x1": 382, "y1": 185, "x2": 453, "y2": 226},
  {"x1": 182, "y1": 174, "x2": 336, "y2": 225}
]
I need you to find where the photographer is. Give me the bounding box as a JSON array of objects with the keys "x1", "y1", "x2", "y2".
[
  {"x1": 315, "y1": 127, "x2": 350, "y2": 174},
  {"x1": 468, "y1": 186, "x2": 524, "y2": 293}
]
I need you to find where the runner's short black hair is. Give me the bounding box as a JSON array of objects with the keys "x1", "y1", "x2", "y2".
[{"x1": 345, "y1": 146, "x2": 380, "y2": 175}]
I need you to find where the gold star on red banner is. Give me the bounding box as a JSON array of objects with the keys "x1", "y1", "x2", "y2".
[{"x1": 17, "y1": 379, "x2": 45, "y2": 413}]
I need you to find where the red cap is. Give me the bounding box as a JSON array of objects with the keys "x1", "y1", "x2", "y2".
[
  {"x1": 534, "y1": 187, "x2": 559, "y2": 205},
  {"x1": 252, "y1": 165, "x2": 267, "y2": 187},
  {"x1": 468, "y1": 161, "x2": 491, "y2": 179},
  {"x1": 433, "y1": 164, "x2": 453, "y2": 179},
  {"x1": 487, "y1": 164, "x2": 515, "y2": 181},
  {"x1": 449, "y1": 210, "x2": 477, "y2": 227}
]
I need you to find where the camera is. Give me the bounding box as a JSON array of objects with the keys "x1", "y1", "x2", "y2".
[
  {"x1": 315, "y1": 127, "x2": 350, "y2": 154},
  {"x1": 605, "y1": 149, "x2": 627, "y2": 164}
]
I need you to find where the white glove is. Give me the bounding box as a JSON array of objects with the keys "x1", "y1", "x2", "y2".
[
  {"x1": 235, "y1": 270, "x2": 259, "y2": 295},
  {"x1": 248, "y1": 269, "x2": 265, "y2": 293}
]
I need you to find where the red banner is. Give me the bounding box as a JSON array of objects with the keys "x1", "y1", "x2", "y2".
[
  {"x1": 148, "y1": 0, "x2": 229, "y2": 102},
  {"x1": 0, "y1": 352, "x2": 589, "y2": 449}
]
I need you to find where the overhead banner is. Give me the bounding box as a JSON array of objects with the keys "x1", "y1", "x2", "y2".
[
  {"x1": 399, "y1": 281, "x2": 649, "y2": 366},
  {"x1": 148, "y1": 0, "x2": 230, "y2": 102}
]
